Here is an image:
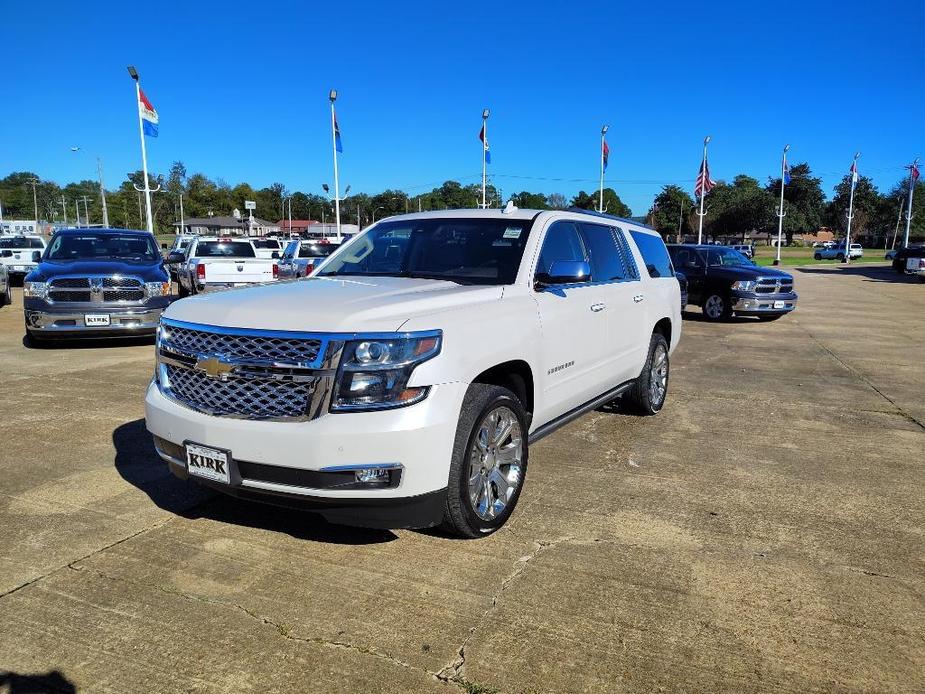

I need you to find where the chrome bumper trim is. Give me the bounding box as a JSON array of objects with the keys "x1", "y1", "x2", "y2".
[{"x1": 25, "y1": 307, "x2": 164, "y2": 332}]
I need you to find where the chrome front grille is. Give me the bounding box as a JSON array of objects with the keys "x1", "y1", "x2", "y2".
[
  {"x1": 163, "y1": 364, "x2": 319, "y2": 419},
  {"x1": 48, "y1": 276, "x2": 145, "y2": 304},
  {"x1": 162, "y1": 324, "x2": 322, "y2": 365},
  {"x1": 755, "y1": 277, "x2": 793, "y2": 294},
  {"x1": 157, "y1": 319, "x2": 335, "y2": 421}
]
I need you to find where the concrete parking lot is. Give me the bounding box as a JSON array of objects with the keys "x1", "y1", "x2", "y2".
[{"x1": 0, "y1": 266, "x2": 922, "y2": 693}]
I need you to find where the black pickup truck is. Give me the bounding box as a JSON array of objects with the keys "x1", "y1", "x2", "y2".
[
  {"x1": 667, "y1": 244, "x2": 797, "y2": 321},
  {"x1": 22, "y1": 228, "x2": 173, "y2": 341}
]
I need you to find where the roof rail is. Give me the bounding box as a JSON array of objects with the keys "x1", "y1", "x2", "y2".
[{"x1": 564, "y1": 207, "x2": 655, "y2": 230}]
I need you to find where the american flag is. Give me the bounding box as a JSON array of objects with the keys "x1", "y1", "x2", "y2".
[
  {"x1": 911, "y1": 161, "x2": 921, "y2": 183},
  {"x1": 694, "y1": 157, "x2": 715, "y2": 197},
  {"x1": 602, "y1": 140, "x2": 610, "y2": 172}
]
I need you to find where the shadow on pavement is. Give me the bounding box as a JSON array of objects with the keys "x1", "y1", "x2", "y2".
[
  {"x1": 112, "y1": 419, "x2": 397, "y2": 545},
  {"x1": 22, "y1": 334, "x2": 155, "y2": 350},
  {"x1": 0, "y1": 670, "x2": 76, "y2": 693},
  {"x1": 793, "y1": 264, "x2": 921, "y2": 283}
]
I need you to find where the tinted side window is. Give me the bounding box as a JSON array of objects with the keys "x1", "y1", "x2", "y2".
[
  {"x1": 535, "y1": 222, "x2": 587, "y2": 280},
  {"x1": 578, "y1": 223, "x2": 627, "y2": 282},
  {"x1": 669, "y1": 247, "x2": 702, "y2": 269},
  {"x1": 631, "y1": 231, "x2": 674, "y2": 278}
]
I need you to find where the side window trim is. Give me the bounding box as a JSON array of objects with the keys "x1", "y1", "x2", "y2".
[{"x1": 611, "y1": 226, "x2": 640, "y2": 283}]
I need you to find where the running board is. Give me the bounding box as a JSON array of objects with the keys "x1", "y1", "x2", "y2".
[{"x1": 528, "y1": 380, "x2": 635, "y2": 444}]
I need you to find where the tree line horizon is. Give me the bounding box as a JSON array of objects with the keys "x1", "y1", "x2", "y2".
[{"x1": 1, "y1": 161, "x2": 922, "y2": 244}]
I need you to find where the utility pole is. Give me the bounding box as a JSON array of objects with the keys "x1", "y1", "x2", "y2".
[
  {"x1": 179, "y1": 192, "x2": 185, "y2": 235},
  {"x1": 599, "y1": 125, "x2": 609, "y2": 213},
  {"x1": 677, "y1": 199, "x2": 684, "y2": 243},
  {"x1": 26, "y1": 176, "x2": 40, "y2": 224},
  {"x1": 97, "y1": 158, "x2": 109, "y2": 227},
  {"x1": 80, "y1": 195, "x2": 92, "y2": 226},
  {"x1": 60, "y1": 196, "x2": 68, "y2": 226}
]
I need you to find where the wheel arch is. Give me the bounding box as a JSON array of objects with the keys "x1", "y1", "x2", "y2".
[
  {"x1": 471, "y1": 359, "x2": 534, "y2": 418},
  {"x1": 652, "y1": 316, "x2": 672, "y2": 349}
]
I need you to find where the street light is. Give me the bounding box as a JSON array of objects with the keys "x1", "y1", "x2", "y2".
[
  {"x1": 599, "y1": 124, "x2": 610, "y2": 213},
  {"x1": 774, "y1": 144, "x2": 792, "y2": 266},
  {"x1": 127, "y1": 65, "x2": 139, "y2": 81},
  {"x1": 373, "y1": 205, "x2": 385, "y2": 223}
]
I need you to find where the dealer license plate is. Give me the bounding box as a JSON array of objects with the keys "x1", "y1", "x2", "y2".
[
  {"x1": 186, "y1": 443, "x2": 231, "y2": 485},
  {"x1": 84, "y1": 314, "x2": 111, "y2": 327},
  {"x1": 13, "y1": 265, "x2": 26, "y2": 271},
  {"x1": 772, "y1": 300, "x2": 785, "y2": 309}
]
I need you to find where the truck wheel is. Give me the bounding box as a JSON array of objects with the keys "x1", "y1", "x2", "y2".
[
  {"x1": 837, "y1": 253, "x2": 845, "y2": 261},
  {"x1": 1, "y1": 283, "x2": 10, "y2": 306},
  {"x1": 814, "y1": 253, "x2": 822, "y2": 260},
  {"x1": 702, "y1": 293, "x2": 731, "y2": 321},
  {"x1": 177, "y1": 282, "x2": 189, "y2": 298},
  {"x1": 442, "y1": 384, "x2": 528, "y2": 538},
  {"x1": 624, "y1": 333, "x2": 669, "y2": 416}
]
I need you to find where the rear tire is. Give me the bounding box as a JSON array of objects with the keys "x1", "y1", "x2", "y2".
[
  {"x1": 177, "y1": 282, "x2": 189, "y2": 298},
  {"x1": 441, "y1": 384, "x2": 528, "y2": 538},
  {"x1": 814, "y1": 253, "x2": 822, "y2": 260},
  {"x1": 837, "y1": 253, "x2": 845, "y2": 261},
  {"x1": 702, "y1": 293, "x2": 731, "y2": 321},
  {"x1": 624, "y1": 333, "x2": 670, "y2": 416}
]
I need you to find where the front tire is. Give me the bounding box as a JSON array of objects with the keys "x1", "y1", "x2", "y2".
[
  {"x1": 442, "y1": 384, "x2": 528, "y2": 538},
  {"x1": 624, "y1": 333, "x2": 670, "y2": 415},
  {"x1": 1, "y1": 283, "x2": 10, "y2": 306},
  {"x1": 702, "y1": 293, "x2": 731, "y2": 321},
  {"x1": 814, "y1": 253, "x2": 822, "y2": 260},
  {"x1": 177, "y1": 281, "x2": 189, "y2": 298}
]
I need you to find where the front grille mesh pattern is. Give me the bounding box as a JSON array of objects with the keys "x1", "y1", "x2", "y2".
[
  {"x1": 47, "y1": 276, "x2": 145, "y2": 303},
  {"x1": 755, "y1": 278, "x2": 794, "y2": 294},
  {"x1": 51, "y1": 278, "x2": 90, "y2": 288},
  {"x1": 165, "y1": 364, "x2": 315, "y2": 419},
  {"x1": 49, "y1": 290, "x2": 91, "y2": 302},
  {"x1": 164, "y1": 325, "x2": 322, "y2": 364},
  {"x1": 105, "y1": 290, "x2": 144, "y2": 301}
]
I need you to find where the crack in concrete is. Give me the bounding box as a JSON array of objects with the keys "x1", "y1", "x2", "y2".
[
  {"x1": 794, "y1": 317, "x2": 925, "y2": 431},
  {"x1": 435, "y1": 536, "x2": 572, "y2": 685},
  {"x1": 0, "y1": 519, "x2": 174, "y2": 601},
  {"x1": 66, "y1": 563, "x2": 443, "y2": 683}
]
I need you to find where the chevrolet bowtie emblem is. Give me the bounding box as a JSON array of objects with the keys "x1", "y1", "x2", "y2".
[{"x1": 195, "y1": 356, "x2": 235, "y2": 379}]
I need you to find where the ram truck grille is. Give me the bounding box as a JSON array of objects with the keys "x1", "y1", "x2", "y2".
[
  {"x1": 754, "y1": 278, "x2": 793, "y2": 294},
  {"x1": 47, "y1": 276, "x2": 145, "y2": 303}
]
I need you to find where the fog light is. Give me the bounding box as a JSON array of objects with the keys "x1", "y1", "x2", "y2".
[{"x1": 355, "y1": 468, "x2": 390, "y2": 484}]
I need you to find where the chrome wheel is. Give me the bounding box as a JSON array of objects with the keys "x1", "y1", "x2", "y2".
[
  {"x1": 648, "y1": 343, "x2": 668, "y2": 407},
  {"x1": 704, "y1": 295, "x2": 725, "y2": 319},
  {"x1": 467, "y1": 406, "x2": 523, "y2": 521}
]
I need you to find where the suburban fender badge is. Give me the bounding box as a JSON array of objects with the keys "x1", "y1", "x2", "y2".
[{"x1": 195, "y1": 356, "x2": 235, "y2": 380}]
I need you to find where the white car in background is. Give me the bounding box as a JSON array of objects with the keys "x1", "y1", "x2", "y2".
[
  {"x1": 278, "y1": 239, "x2": 340, "y2": 279},
  {"x1": 172, "y1": 237, "x2": 279, "y2": 297},
  {"x1": 146, "y1": 207, "x2": 681, "y2": 536},
  {"x1": 0, "y1": 234, "x2": 47, "y2": 280},
  {"x1": 814, "y1": 243, "x2": 863, "y2": 261}
]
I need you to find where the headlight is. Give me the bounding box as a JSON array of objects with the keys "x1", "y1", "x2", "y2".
[
  {"x1": 145, "y1": 281, "x2": 172, "y2": 298},
  {"x1": 23, "y1": 281, "x2": 47, "y2": 299},
  {"x1": 731, "y1": 280, "x2": 757, "y2": 291},
  {"x1": 332, "y1": 332, "x2": 441, "y2": 412}
]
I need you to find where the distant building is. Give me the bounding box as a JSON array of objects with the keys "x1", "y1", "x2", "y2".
[
  {"x1": 172, "y1": 211, "x2": 279, "y2": 237},
  {"x1": 276, "y1": 219, "x2": 321, "y2": 236}
]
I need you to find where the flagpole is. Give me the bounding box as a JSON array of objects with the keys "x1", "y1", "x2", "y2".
[
  {"x1": 774, "y1": 144, "x2": 790, "y2": 266},
  {"x1": 844, "y1": 152, "x2": 860, "y2": 264},
  {"x1": 128, "y1": 69, "x2": 154, "y2": 234},
  {"x1": 696, "y1": 136, "x2": 710, "y2": 245},
  {"x1": 481, "y1": 109, "x2": 489, "y2": 209},
  {"x1": 329, "y1": 90, "x2": 342, "y2": 242},
  {"x1": 599, "y1": 125, "x2": 609, "y2": 213},
  {"x1": 903, "y1": 158, "x2": 919, "y2": 249},
  {"x1": 97, "y1": 157, "x2": 109, "y2": 227}
]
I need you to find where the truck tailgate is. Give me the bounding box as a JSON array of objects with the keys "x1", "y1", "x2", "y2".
[{"x1": 201, "y1": 259, "x2": 275, "y2": 283}]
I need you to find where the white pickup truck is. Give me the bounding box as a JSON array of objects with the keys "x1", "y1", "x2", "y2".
[
  {"x1": 172, "y1": 237, "x2": 278, "y2": 297},
  {"x1": 146, "y1": 207, "x2": 681, "y2": 536},
  {"x1": 0, "y1": 234, "x2": 47, "y2": 279}
]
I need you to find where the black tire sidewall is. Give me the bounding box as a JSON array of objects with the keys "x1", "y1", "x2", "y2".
[{"x1": 446, "y1": 385, "x2": 529, "y2": 537}]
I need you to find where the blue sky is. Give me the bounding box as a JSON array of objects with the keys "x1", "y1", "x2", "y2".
[{"x1": 2, "y1": 0, "x2": 922, "y2": 215}]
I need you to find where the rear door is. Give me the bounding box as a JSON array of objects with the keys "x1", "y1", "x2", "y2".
[
  {"x1": 531, "y1": 220, "x2": 611, "y2": 422},
  {"x1": 669, "y1": 247, "x2": 707, "y2": 303}
]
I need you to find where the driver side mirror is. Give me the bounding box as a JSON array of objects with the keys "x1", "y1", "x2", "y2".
[{"x1": 537, "y1": 260, "x2": 592, "y2": 287}]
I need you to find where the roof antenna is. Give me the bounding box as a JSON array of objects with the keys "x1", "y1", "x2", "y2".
[{"x1": 502, "y1": 200, "x2": 518, "y2": 214}]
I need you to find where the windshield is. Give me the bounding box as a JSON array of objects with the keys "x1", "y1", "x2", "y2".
[
  {"x1": 318, "y1": 218, "x2": 533, "y2": 285},
  {"x1": 299, "y1": 243, "x2": 338, "y2": 258},
  {"x1": 194, "y1": 241, "x2": 256, "y2": 258},
  {"x1": 252, "y1": 239, "x2": 281, "y2": 249},
  {"x1": 705, "y1": 248, "x2": 752, "y2": 267},
  {"x1": 46, "y1": 233, "x2": 159, "y2": 261},
  {"x1": 0, "y1": 237, "x2": 44, "y2": 249}
]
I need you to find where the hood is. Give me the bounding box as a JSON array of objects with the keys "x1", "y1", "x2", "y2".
[
  {"x1": 164, "y1": 276, "x2": 505, "y2": 333},
  {"x1": 33, "y1": 259, "x2": 167, "y2": 282},
  {"x1": 707, "y1": 264, "x2": 791, "y2": 281}
]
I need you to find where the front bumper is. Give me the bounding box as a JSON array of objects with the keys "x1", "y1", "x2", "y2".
[
  {"x1": 4, "y1": 264, "x2": 37, "y2": 277},
  {"x1": 144, "y1": 379, "x2": 467, "y2": 528},
  {"x1": 24, "y1": 304, "x2": 167, "y2": 336},
  {"x1": 731, "y1": 291, "x2": 798, "y2": 315}
]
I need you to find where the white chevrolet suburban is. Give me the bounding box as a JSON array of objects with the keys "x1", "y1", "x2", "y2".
[{"x1": 145, "y1": 208, "x2": 681, "y2": 536}]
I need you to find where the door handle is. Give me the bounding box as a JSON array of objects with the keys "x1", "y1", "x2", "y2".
[
  {"x1": 633, "y1": 294, "x2": 644, "y2": 303},
  {"x1": 590, "y1": 303, "x2": 605, "y2": 312}
]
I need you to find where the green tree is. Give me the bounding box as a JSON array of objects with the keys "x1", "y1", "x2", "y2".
[
  {"x1": 649, "y1": 185, "x2": 695, "y2": 241},
  {"x1": 766, "y1": 162, "x2": 826, "y2": 244},
  {"x1": 826, "y1": 174, "x2": 883, "y2": 241},
  {"x1": 509, "y1": 191, "x2": 548, "y2": 209},
  {"x1": 704, "y1": 175, "x2": 776, "y2": 241},
  {"x1": 570, "y1": 188, "x2": 632, "y2": 217}
]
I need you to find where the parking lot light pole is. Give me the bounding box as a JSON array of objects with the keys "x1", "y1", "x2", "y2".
[
  {"x1": 127, "y1": 66, "x2": 154, "y2": 234},
  {"x1": 329, "y1": 89, "x2": 342, "y2": 241},
  {"x1": 903, "y1": 158, "x2": 920, "y2": 249},
  {"x1": 844, "y1": 152, "x2": 860, "y2": 264},
  {"x1": 481, "y1": 109, "x2": 490, "y2": 208},
  {"x1": 774, "y1": 144, "x2": 791, "y2": 266}
]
